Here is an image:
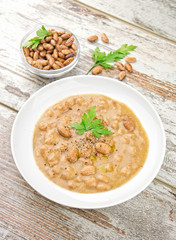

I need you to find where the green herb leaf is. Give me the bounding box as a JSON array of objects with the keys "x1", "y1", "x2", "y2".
[
  {"x1": 99, "y1": 62, "x2": 114, "y2": 68},
  {"x1": 36, "y1": 25, "x2": 51, "y2": 38},
  {"x1": 70, "y1": 106, "x2": 113, "y2": 138},
  {"x1": 70, "y1": 122, "x2": 84, "y2": 130},
  {"x1": 86, "y1": 44, "x2": 137, "y2": 74},
  {"x1": 22, "y1": 25, "x2": 52, "y2": 49}
]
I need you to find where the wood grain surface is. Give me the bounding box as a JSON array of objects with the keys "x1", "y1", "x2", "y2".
[
  {"x1": 77, "y1": 0, "x2": 176, "y2": 41},
  {"x1": 0, "y1": 0, "x2": 176, "y2": 239}
]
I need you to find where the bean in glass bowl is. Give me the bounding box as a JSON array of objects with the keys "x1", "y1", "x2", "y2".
[{"x1": 20, "y1": 25, "x2": 80, "y2": 78}]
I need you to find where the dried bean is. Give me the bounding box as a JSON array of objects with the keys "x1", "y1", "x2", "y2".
[
  {"x1": 40, "y1": 39, "x2": 46, "y2": 43},
  {"x1": 55, "y1": 61, "x2": 64, "y2": 68},
  {"x1": 118, "y1": 71, "x2": 126, "y2": 81},
  {"x1": 58, "y1": 52, "x2": 65, "y2": 59},
  {"x1": 57, "y1": 30, "x2": 65, "y2": 36},
  {"x1": 53, "y1": 33, "x2": 58, "y2": 41},
  {"x1": 101, "y1": 33, "x2": 109, "y2": 43},
  {"x1": 56, "y1": 58, "x2": 65, "y2": 63},
  {"x1": 46, "y1": 50, "x2": 53, "y2": 54},
  {"x1": 33, "y1": 47, "x2": 39, "y2": 52},
  {"x1": 36, "y1": 59, "x2": 48, "y2": 66},
  {"x1": 125, "y1": 57, "x2": 136, "y2": 63},
  {"x1": 65, "y1": 37, "x2": 74, "y2": 47},
  {"x1": 60, "y1": 45, "x2": 68, "y2": 50},
  {"x1": 53, "y1": 63, "x2": 60, "y2": 70},
  {"x1": 92, "y1": 65, "x2": 103, "y2": 75},
  {"x1": 43, "y1": 43, "x2": 54, "y2": 50},
  {"x1": 58, "y1": 37, "x2": 63, "y2": 45},
  {"x1": 43, "y1": 65, "x2": 51, "y2": 70},
  {"x1": 50, "y1": 39, "x2": 56, "y2": 46},
  {"x1": 64, "y1": 57, "x2": 74, "y2": 66},
  {"x1": 52, "y1": 49, "x2": 58, "y2": 59},
  {"x1": 33, "y1": 52, "x2": 39, "y2": 61},
  {"x1": 49, "y1": 57, "x2": 55, "y2": 66},
  {"x1": 40, "y1": 50, "x2": 46, "y2": 57},
  {"x1": 62, "y1": 49, "x2": 71, "y2": 55},
  {"x1": 65, "y1": 53, "x2": 74, "y2": 59},
  {"x1": 125, "y1": 63, "x2": 133, "y2": 73},
  {"x1": 72, "y1": 43, "x2": 77, "y2": 50},
  {"x1": 45, "y1": 36, "x2": 52, "y2": 42},
  {"x1": 115, "y1": 62, "x2": 125, "y2": 71},
  {"x1": 87, "y1": 35, "x2": 98, "y2": 42},
  {"x1": 70, "y1": 48, "x2": 76, "y2": 56},
  {"x1": 61, "y1": 32, "x2": 72, "y2": 39},
  {"x1": 29, "y1": 51, "x2": 34, "y2": 57},
  {"x1": 56, "y1": 44, "x2": 62, "y2": 52},
  {"x1": 23, "y1": 48, "x2": 29, "y2": 57},
  {"x1": 38, "y1": 44, "x2": 44, "y2": 51},
  {"x1": 26, "y1": 57, "x2": 33, "y2": 64}
]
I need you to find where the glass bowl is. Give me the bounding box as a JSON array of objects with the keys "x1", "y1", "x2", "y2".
[{"x1": 20, "y1": 25, "x2": 80, "y2": 78}]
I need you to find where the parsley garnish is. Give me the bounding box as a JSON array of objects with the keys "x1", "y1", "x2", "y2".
[
  {"x1": 70, "y1": 106, "x2": 113, "y2": 138},
  {"x1": 86, "y1": 44, "x2": 137, "y2": 74},
  {"x1": 22, "y1": 25, "x2": 52, "y2": 49}
]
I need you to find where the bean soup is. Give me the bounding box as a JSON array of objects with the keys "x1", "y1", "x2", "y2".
[{"x1": 33, "y1": 94, "x2": 149, "y2": 193}]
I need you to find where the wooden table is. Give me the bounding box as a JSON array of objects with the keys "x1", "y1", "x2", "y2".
[{"x1": 1, "y1": 0, "x2": 176, "y2": 239}]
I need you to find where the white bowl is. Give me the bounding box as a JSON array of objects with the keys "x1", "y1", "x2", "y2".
[{"x1": 11, "y1": 75, "x2": 166, "y2": 209}]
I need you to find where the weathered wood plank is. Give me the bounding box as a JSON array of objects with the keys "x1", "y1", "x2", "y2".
[
  {"x1": 77, "y1": 0, "x2": 176, "y2": 41},
  {"x1": 0, "y1": 104, "x2": 176, "y2": 240}
]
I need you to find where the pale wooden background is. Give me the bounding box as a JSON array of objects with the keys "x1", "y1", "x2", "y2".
[{"x1": 0, "y1": 0, "x2": 176, "y2": 239}]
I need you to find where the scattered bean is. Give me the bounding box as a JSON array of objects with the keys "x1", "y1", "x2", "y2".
[
  {"x1": 125, "y1": 62, "x2": 133, "y2": 72},
  {"x1": 118, "y1": 71, "x2": 126, "y2": 81},
  {"x1": 92, "y1": 65, "x2": 103, "y2": 75},
  {"x1": 115, "y1": 62, "x2": 125, "y2": 71},
  {"x1": 87, "y1": 35, "x2": 98, "y2": 42},
  {"x1": 125, "y1": 57, "x2": 136, "y2": 63},
  {"x1": 101, "y1": 33, "x2": 109, "y2": 43}
]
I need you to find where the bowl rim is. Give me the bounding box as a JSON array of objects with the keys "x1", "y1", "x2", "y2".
[
  {"x1": 20, "y1": 24, "x2": 80, "y2": 75},
  {"x1": 11, "y1": 75, "x2": 166, "y2": 209}
]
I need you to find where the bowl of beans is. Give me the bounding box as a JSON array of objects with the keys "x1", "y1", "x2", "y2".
[{"x1": 20, "y1": 25, "x2": 80, "y2": 78}]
